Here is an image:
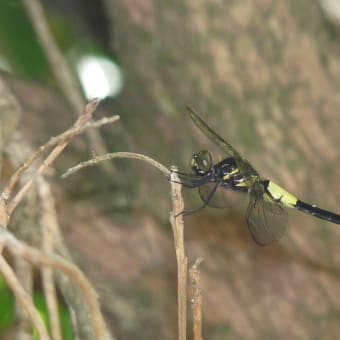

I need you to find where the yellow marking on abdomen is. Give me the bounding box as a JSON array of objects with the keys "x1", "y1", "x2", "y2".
[
  {"x1": 267, "y1": 181, "x2": 298, "y2": 208},
  {"x1": 223, "y1": 168, "x2": 239, "y2": 180}
]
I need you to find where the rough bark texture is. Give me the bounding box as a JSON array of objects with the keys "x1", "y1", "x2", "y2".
[{"x1": 100, "y1": 1, "x2": 340, "y2": 338}]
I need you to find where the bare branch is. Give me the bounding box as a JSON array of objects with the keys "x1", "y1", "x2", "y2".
[
  {"x1": 3, "y1": 100, "x2": 116, "y2": 214},
  {"x1": 0, "y1": 197, "x2": 8, "y2": 253},
  {"x1": 37, "y1": 176, "x2": 62, "y2": 340},
  {"x1": 0, "y1": 256, "x2": 50, "y2": 340},
  {"x1": 13, "y1": 257, "x2": 34, "y2": 339},
  {"x1": 23, "y1": 0, "x2": 116, "y2": 173},
  {"x1": 62, "y1": 151, "x2": 170, "y2": 178},
  {"x1": 0, "y1": 226, "x2": 111, "y2": 340},
  {"x1": 64, "y1": 155, "x2": 188, "y2": 340},
  {"x1": 3, "y1": 114, "x2": 119, "y2": 204},
  {"x1": 2, "y1": 99, "x2": 99, "y2": 201},
  {"x1": 189, "y1": 257, "x2": 204, "y2": 340},
  {"x1": 170, "y1": 169, "x2": 188, "y2": 340},
  {"x1": 0, "y1": 99, "x2": 118, "y2": 339},
  {"x1": 23, "y1": 0, "x2": 83, "y2": 113}
]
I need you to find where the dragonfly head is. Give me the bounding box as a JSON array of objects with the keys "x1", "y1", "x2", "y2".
[{"x1": 190, "y1": 150, "x2": 213, "y2": 176}]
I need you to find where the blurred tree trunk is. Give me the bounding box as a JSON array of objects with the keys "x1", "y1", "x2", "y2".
[
  {"x1": 100, "y1": 0, "x2": 340, "y2": 216},
  {"x1": 95, "y1": 0, "x2": 340, "y2": 339}
]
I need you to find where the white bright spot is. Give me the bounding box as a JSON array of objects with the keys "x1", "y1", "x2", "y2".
[
  {"x1": 320, "y1": 0, "x2": 340, "y2": 25},
  {"x1": 76, "y1": 55, "x2": 123, "y2": 100}
]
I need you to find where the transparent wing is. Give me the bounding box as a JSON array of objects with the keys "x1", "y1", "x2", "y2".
[
  {"x1": 198, "y1": 183, "x2": 229, "y2": 208},
  {"x1": 246, "y1": 193, "x2": 287, "y2": 246},
  {"x1": 187, "y1": 107, "x2": 258, "y2": 177},
  {"x1": 198, "y1": 182, "x2": 247, "y2": 209}
]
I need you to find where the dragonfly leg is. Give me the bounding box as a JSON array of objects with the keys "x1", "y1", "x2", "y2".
[
  {"x1": 169, "y1": 169, "x2": 212, "y2": 188},
  {"x1": 175, "y1": 181, "x2": 220, "y2": 217}
]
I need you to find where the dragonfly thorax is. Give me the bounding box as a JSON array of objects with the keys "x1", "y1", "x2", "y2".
[{"x1": 213, "y1": 157, "x2": 249, "y2": 188}]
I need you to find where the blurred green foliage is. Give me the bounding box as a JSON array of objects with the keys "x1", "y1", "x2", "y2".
[
  {"x1": 33, "y1": 291, "x2": 73, "y2": 340},
  {"x1": 0, "y1": 275, "x2": 73, "y2": 339},
  {"x1": 0, "y1": 1, "x2": 49, "y2": 80},
  {"x1": 0, "y1": 275, "x2": 15, "y2": 333}
]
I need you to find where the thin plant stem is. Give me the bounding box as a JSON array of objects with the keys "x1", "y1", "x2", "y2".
[
  {"x1": 0, "y1": 256, "x2": 50, "y2": 340},
  {"x1": 62, "y1": 152, "x2": 170, "y2": 178},
  {"x1": 0, "y1": 226, "x2": 108, "y2": 340},
  {"x1": 170, "y1": 168, "x2": 188, "y2": 340},
  {"x1": 190, "y1": 257, "x2": 204, "y2": 340}
]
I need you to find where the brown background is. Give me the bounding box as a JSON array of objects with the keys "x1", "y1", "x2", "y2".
[{"x1": 3, "y1": 0, "x2": 340, "y2": 339}]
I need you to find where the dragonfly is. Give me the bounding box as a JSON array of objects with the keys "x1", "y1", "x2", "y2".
[{"x1": 176, "y1": 108, "x2": 340, "y2": 245}]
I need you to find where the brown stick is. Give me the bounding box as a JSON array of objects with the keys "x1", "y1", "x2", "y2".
[
  {"x1": 0, "y1": 256, "x2": 50, "y2": 340},
  {"x1": 63, "y1": 154, "x2": 188, "y2": 340},
  {"x1": 189, "y1": 257, "x2": 204, "y2": 340},
  {"x1": 23, "y1": 0, "x2": 84, "y2": 113},
  {"x1": 170, "y1": 168, "x2": 188, "y2": 340},
  {"x1": 0, "y1": 197, "x2": 8, "y2": 254},
  {"x1": 4, "y1": 99, "x2": 106, "y2": 214},
  {"x1": 62, "y1": 151, "x2": 170, "y2": 178},
  {"x1": 23, "y1": 0, "x2": 116, "y2": 174},
  {"x1": 13, "y1": 257, "x2": 34, "y2": 339},
  {"x1": 37, "y1": 176, "x2": 62, "y2": 340},
  {"x1": 0, "y1": 226, "x2": 109, "y2": 340},
  {"x1": 3, "y1": 113, "x2": 118, "y2": 203}
]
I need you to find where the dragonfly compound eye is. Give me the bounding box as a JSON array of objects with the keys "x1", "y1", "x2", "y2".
[{"x1": 190, "y1": 150, "x2": 213, "y2": 175}]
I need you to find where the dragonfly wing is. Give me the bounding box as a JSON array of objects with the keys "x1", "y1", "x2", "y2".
[
  {"x1": 187, "y1": 107, "x2": 258, "y2": 175},
  {"x1": 198, "y1": 183, "x2": 229, "y2": 208},
  {"x1": 187, "y1": 107, "x2": 243, "y2": 158},
  {"x1": 198, "y1": 182, "x2": 248, "y2": 209},
  {"x1": 246, "y1": 193, "x2": 287, "y2": 246}
]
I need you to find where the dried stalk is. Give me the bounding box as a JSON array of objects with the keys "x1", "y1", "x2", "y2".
[
  {"x1": 0, "y1": 197, "x2": 8, "y2": 254},
  {"x1": 2, "y1": 100, "x2": 119, "y2": 214},
  {"x1": 64, "y1": 154, "x2": 189, "y2": 340},
  {"x1": 2, "y1": 99, "x2": 100, "y2": 204},
  {"x1": 3, "y1": 114, "x2": 118, "y2": 202},
  {"x1": 189, "y1": 257, "x2": 204, "y2": 340},
  {"x1": 0, "y1": 256, "x2": 50, "y2": 340},
  {"x1": 0, "y1": 226, "x2": 108, "y2": 340},
  {"x1": 62, "y1": 151, "x2": 170, "y2": 178},
  {"x1": 37, "y1": 176, "x2": 62, "y2": 340},
  {"x1": 23, "y1": 0, "x2": 115, "y2": 173},
  {"x1": 170, "y1": 169, "x2": 188, "y2": 340},
  {"x1": 13, "y1": 257, "x2": 35, "y2": 339},
  {"x1": 0, "y1": 99, "x2": 118, "y2": 339},
  {"x1": 23, "y1": 0, "x2": 83, "y2": 113}
]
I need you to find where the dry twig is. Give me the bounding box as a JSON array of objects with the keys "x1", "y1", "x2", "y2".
[
  {"x1": 0, "y1": 99, "x2": 118, "y2": 339},
  {"x1": 62, "y1": 151, "x2": 170, "y2": 178},
  {"x1": 13, "y1": 257, "x2": 34, "y2": 339},
  {"x1": 190, "y1": 257, "x2": 204, "y2": 340},
  {"x1": 23, "y1": 0, "x2": 115, "y2": 172},
  {"x1": 0, "y1": 226, "x2": 109, "y2": 340},
  {"x1": 0, "y1": 197, "x2": 8, "y2": 254},
  {"x1": 3, "y1": 114, "x2": 119, "y2": 203},
  {"x1": 1, "y1": 100, "x2": 120, "y2": 215},
  {"x1": 2, "y1": 98, "x2": 100, "y2": 204},
  {"x1": 23, "y1": 0, "x2": 83, "y2": 113},
  {"x1": 170, "y1": 168, "x2": 188, "y2": 340},
  {"x1": 63, "y1": 153, "x2": 189, "y2": 340},
  {"x1": 37, "y1": 176, "x2": 62, "y2": 340},
  {"x1": 0, "y1": 256, "x2": 50, "y2": 340}
]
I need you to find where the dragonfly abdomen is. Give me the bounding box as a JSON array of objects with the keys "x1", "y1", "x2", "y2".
[
  {"x1": 183, "y1": 108, "x2": 340, "y2": 245},
  {"x1": 264, "y1": 181, "x2": 298, "y2": 208},
  {"x1": 295, "y1": 200, "x2": 340, "y2": 225}
]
